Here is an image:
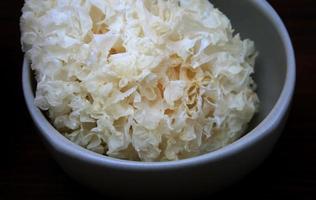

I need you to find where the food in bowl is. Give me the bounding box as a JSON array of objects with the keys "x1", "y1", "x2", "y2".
[{"x1": 20, "y1": 0, "x2": 259, "y2": 161}]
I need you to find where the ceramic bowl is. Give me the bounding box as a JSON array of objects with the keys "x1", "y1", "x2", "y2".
[{"x1": 22, "y1": 0, "x2": 295, "y2": 197}]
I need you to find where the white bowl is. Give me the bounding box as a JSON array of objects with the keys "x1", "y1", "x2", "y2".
[{"x1": 22, "y1": 0, "x2": 295, "y2": 197}]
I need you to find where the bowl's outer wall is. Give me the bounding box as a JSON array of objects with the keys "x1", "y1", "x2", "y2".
[
  {"x1": 23, "y1": 0, "x2": 294, "y2": 197},
  {"x1": 44, "y1": 118, "x2": 287, "y2": 197}
]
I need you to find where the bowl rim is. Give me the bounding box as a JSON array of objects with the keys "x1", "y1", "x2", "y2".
[{"x1": 22, "y1": 0, "x2": 295, "y2": 171}]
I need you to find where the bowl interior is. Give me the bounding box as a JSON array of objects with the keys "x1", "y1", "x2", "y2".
[
  {"x1": 213, "y1": 0, "x2": 287, "y2": 130},
  {"x1": 23, "y1": 0, "x2": 293, "y2": 167}
]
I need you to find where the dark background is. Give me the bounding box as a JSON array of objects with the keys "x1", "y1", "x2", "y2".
[{"x1": 1, "y1": 0, "x2": 316, "y2": 199}]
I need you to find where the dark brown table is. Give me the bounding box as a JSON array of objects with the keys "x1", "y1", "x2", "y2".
[{"x1": 2, "y1": 0, "x2": 316, "y2": 199}]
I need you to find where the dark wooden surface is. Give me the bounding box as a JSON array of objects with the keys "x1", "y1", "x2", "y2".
[{"x1": 2, "y1": 1, "x2": 316, "y2": 199}]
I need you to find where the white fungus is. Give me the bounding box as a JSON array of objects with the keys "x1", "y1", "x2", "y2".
[{"x1": 21, "y1": 0, "x2": 259, "y2": 161}]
